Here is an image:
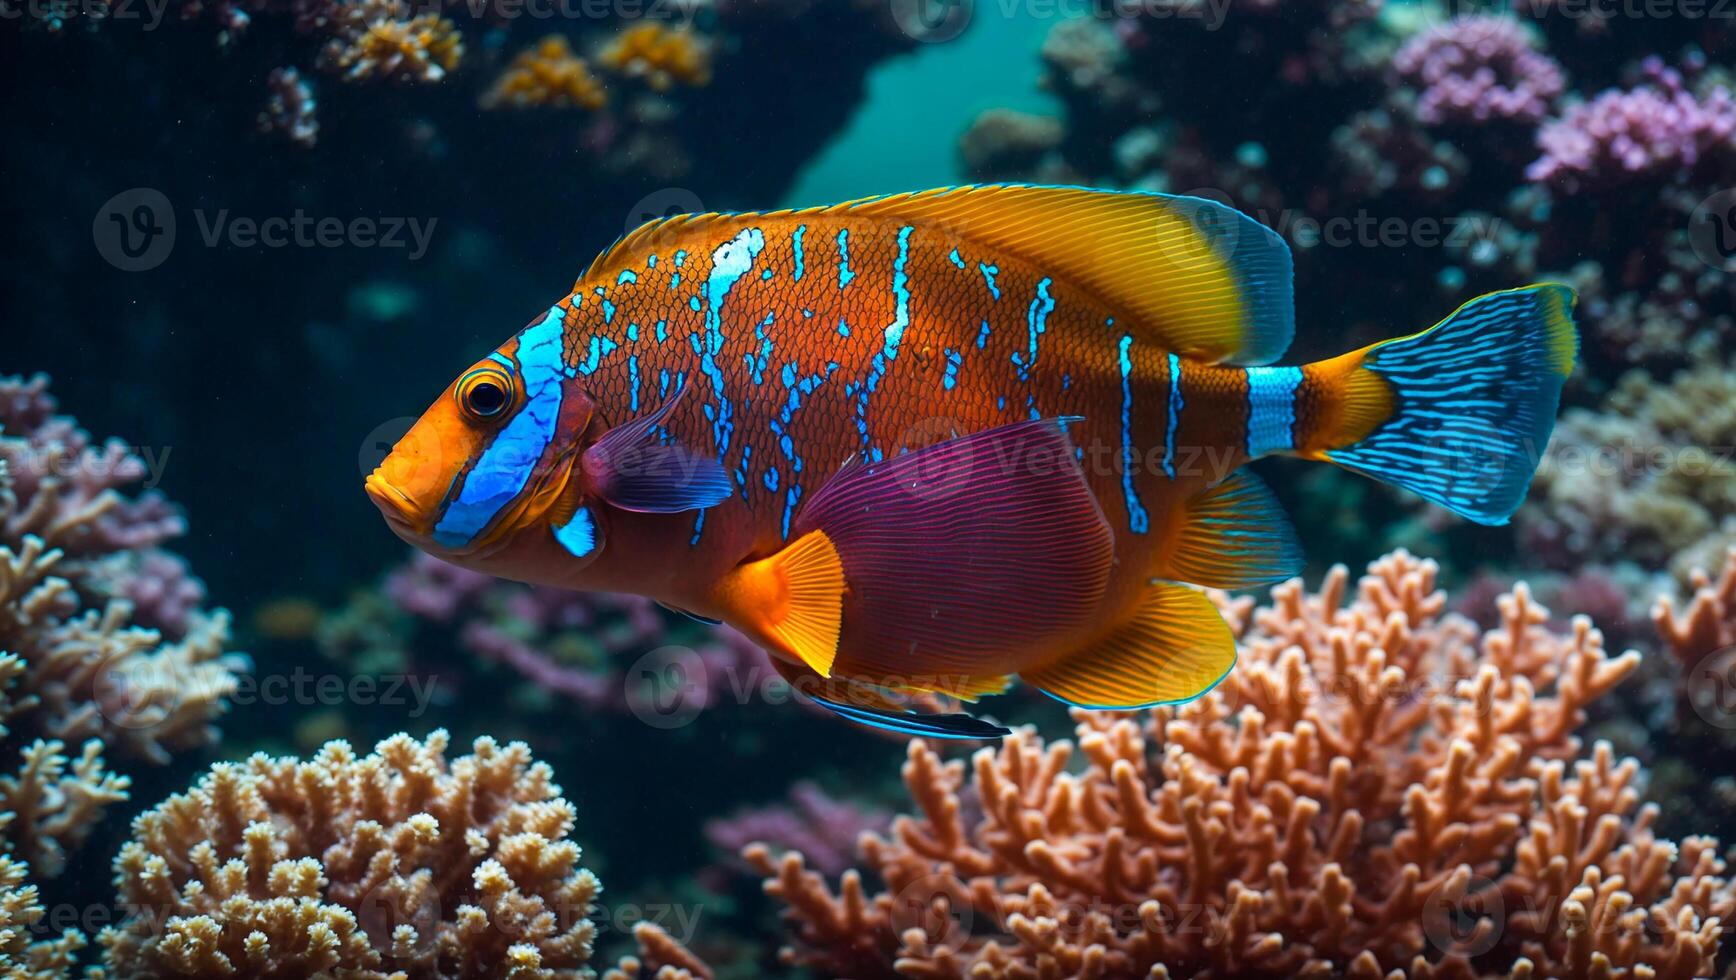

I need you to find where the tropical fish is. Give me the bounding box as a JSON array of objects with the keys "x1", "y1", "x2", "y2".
[{"x1": 365, "y1": 185, "x2": 1577, "y2": 739}]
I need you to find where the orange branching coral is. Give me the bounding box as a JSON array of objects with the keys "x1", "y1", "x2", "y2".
[
  {"x1": 752, "y1": 551, "x2": 1733, "y2": 979},
  {"x1": 597, "y1": 24, "x2": 711, "y2": 91},
  {"x1": 98, "y1": 730, "x2": 601, "y2": 979},
  {"x1": 1652, "y1": 544, "x2": 1736, "y2": 673},
  {"x1": 322, "y1": 0, "x2": 463, "y2": 84},
  {"x1": 482, "y1": 36, "x2": 608, "y2": 111}
]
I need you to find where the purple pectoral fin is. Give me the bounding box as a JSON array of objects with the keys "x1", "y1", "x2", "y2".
[
  {"x1": 794, "y1": 418, "x2": 1113, "y2": 674},
  {"x1": 583, "y1": 385, "x2": 732, "y2": 513}
]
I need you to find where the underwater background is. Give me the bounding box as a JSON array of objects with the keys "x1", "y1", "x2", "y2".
[{"x1": 4, "y1": 0, "x2": 1736, "y2": 976}]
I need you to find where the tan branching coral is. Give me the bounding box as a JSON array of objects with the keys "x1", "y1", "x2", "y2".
[
  {"x1": 0, "y1": 854, "x2": 84, "y2": 979},
  {"x1": 597, "y1": 24, "x2": 711, "y2": 91},
  {"x1": 99, "y1": 729, "x2": 600, "y2": 978},
  {"x1": 752, "y1": 551, "x2": 1733, "y2": 979},
  {"x1": 601, "y1": 922, "x2": 714, "y2": 980},
  {"x1": 482, "y1": 36, "x2": 608, "y2": 111},
  {"x1": 1653, "y1": 544, "x2": 1736, "y2": 674}
]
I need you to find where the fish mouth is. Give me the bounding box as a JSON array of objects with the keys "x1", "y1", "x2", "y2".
[{"x1": 365, "y1": 471, "x2": 420, "y2": 534}]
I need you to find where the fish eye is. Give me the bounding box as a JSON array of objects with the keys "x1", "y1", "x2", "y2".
[{"x1": 457, "y1": 368, "x2": 514, "y2": 421}]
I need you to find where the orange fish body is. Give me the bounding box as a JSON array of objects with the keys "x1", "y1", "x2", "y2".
[{"x1": 368, "y1": 185, "x2": 1578, "y2": 737}]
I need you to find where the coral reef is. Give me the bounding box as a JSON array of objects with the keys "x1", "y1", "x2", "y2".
[
  {"x1": 322, "y1": 551, "x2": 768, "y2": 717},
  {"x1": 1654, "y1": 545, "x2": 1736, "y2": 678},
  {"x1": 0, "y1": 375, "x2": 243, "y2": 768},
  {"x1": 0, "y1": 374, "x2": 248, "y2": 977},
  {"x1": 705, "y1": 782, "x2": 891, "y2": 881},
  {"x1": 750, "y1": 551, "x2": 1733, "y2": 978},
  {"x1": 99, "y1": 729, "x2": 599, "y2": 978},
  {"x1": 482, "y1": 36, "x2": 609, "y2": 111},
  {"x1": 1520, "y1": 358, "x2": 1736, "y2": 582},
  {"x1": 1391, "y1": 16, "x2": 1564, "y2": 127},
  {"x1": 1529, "y1": 57, "x2": 1736, "y2": 189},
  {"x1": 597, "y1": 24, "x2": 712, "y2": 92},
  {"x1": 257, "y1": 67, "x2": 319, "y2": 148}
]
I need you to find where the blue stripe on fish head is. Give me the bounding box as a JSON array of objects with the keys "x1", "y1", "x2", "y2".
[{"x1": 432, "y1": 306, "x2": 570, "y2": 549}]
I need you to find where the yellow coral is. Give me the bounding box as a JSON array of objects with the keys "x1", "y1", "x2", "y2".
[
  {"x1": 326, "y1": 10, "x2": 463, "y2": 84},
  {"x1": 597, "y1": 23, "x2": 711, "y2": 91},
  {"x1": 482, "y1": 36, "x2": 607, "y2": 111}
]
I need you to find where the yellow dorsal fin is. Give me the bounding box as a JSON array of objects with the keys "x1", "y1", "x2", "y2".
[
  {"x1": 582, "y1": 184, "x2": 1295, "y2": 365},
  {"x1": 722, "y1": 530, "x2": 844, "y2": 677},
  {"x1": 1020, "y1": 582, "x2": 1236, "y2": 708}
]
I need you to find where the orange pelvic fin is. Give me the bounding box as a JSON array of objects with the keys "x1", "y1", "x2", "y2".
[{"x1": 722, "y1": 529, "x2": 844, "y2": 678}]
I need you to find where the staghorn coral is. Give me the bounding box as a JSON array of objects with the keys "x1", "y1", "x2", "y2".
[
  {"x1": 597, "y1": 24, "x2": 712, "y2": 92},
  {"x1": 1653, "y1": 545, "x2": 1736, "y2": 678},
  {"x1": 482, "y1": 36, "x2": 609, "y2": 111},
  {"x1": 99, "y1": 729, "x2": 600, "y2": 979},
  {"x1": 601, "y1": 922, "x2": 714, "y2": 980},
  {"x1": 751, "y1": 551, "x2": 1733, "y2": 978}
]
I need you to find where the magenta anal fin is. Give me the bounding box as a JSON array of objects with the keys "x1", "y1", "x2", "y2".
[{"x1": 792, "y1": 418, "x2": 1113, "y2": 676}]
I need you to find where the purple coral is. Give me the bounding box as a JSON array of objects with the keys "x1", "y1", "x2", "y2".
[
  {"x1": 1529, "y1": 57, "x2": 1736, "y2": 187},
  {"x1": 1393, "y1": 15, "x2": 1565, "y2": 126},
  {"x1": 379, "y1": 551, "x2": 771, "y2": 714},
  {"x1": 704, "y1": 781, "x2": 891, "y2": 880}
]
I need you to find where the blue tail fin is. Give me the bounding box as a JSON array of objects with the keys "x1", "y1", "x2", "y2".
[{"x1": 1324, "y1": 284, "x2": 1577, "y2": 525}]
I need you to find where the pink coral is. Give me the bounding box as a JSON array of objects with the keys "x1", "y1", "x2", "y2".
[
  {"x1": 1529, "y1": 57, "x2": 1736, "y2": 187},
  {"x1": 1393, "y1": 16, "x2": 1565, "y2": 126},
  {"x1": 750, "y1": 551, "x2": 1731, "y2": 978}
]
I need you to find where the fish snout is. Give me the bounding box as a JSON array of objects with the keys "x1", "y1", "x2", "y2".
[{"x1": 365, "y1": 469, "x2": 423, "y2": 533}]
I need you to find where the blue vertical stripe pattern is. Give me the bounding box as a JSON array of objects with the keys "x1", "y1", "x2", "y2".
[
  {"x1": 1119, "y1": 334, "x2": 1149, "y2": 534},
  {"x1": 1245, "y1": 366, "x2": 1302, "y2": 457},
  {"x1": 1162, "y1": 353, "x2": 1183, "y2": 480}
]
